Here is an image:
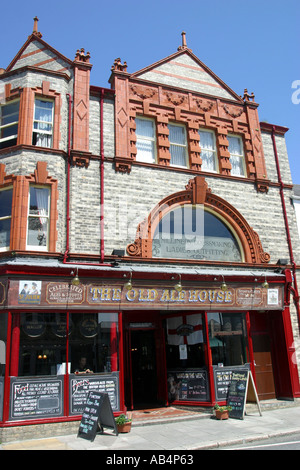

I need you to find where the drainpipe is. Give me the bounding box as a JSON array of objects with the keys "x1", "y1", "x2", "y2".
[
  {"x1": 271, "y1": 125, "x2": 300, "y2": 327},
  {"x1": 100, "y1": 88, "x2": 105, "y2": 263},
  {"x1": 63, "y1": 93, "x2": 72, "y2": 263}
]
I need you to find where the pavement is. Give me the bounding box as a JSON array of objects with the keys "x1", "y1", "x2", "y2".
[{"x1": 1, "y1": 400, "x2": 300, "y2": 451}]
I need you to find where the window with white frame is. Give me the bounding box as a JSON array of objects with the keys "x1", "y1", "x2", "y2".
[
  {"x1": 135, "y1": 117, "x2": 156, "y2": 163},
  {"x1": 27, "y1": 185, "x2": 50, "y2": 250},
  {"x1": 0, "y1": 188, "x2": 12, "y2": 251},
  {"x1": 227, "y1": 135, "x2": 246, "y2": 177},
  {"x1": 0, "y1": 100, "x2": 19, "y2": 149},
  {"x1": 198, "y1": 129, "x2": 218, "y2": 172},
  {"x1": 32, "y1": 99, "x2": 54, "y2": 148},
  {"x1": 168, "y1": 123, "x2": 188, "y2": 168}
]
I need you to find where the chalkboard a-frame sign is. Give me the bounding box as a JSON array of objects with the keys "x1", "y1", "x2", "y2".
[
  {"x1": 78, "y1": 391, "x2": 118, "y2": 441},
  {"x1": 227, "y1": 369, "x2": 262, "y2": 420}
]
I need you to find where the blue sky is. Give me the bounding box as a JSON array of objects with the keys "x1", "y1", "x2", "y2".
[{"x1": 2, "y1": 0, "x2": 299, "y2": 183}]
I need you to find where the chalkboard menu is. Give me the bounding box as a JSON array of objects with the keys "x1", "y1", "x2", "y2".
[
  {"x1": 0, "y1": 377, "x2": 4, "y2": 421},
  {"x1": 227, "y1": 369, "x2": 249, "y2": 419},
  {"x1": 10, "y1": 377, "x2": 63, "y2": 420},
  {"x1": 78, "y1": 391, "x2": 118, "y2": 442},
  {"x1": 70, "y1": 373, "x2": 119, "y2": 415},
  {"x1": 167, "y1": 369, "x2": 209, "y2": 402},
  {"x1": 213, "y1": 364, "x2": 250, "y2": 401}
]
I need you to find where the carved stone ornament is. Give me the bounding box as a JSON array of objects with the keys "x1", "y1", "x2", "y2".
[
  {"x1": 130, "y1": 85, "x2": 156, "y2": 101},
  {"x1": 74, "y1": 48, "x2": 91, "y2": 64},
  {"x1": 193, "y1": 98, "x2": 214, "y2": 112},
  {"x1": 111, "y1": 58, "x2": 128, "y2": 72},
  {"x1": 164, "y1": 91, "x2": 187, "y2": 107},
  {"x1": 223, "y1": 104, "x2": 243, "y2": 118}
]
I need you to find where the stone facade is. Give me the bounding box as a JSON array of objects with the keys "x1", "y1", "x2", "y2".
[{"x1": 0, "y1": 21, "x2": 300, "y2": 414}]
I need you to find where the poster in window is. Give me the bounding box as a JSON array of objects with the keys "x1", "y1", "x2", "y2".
[{"x1": 18, "y1": 281, "x2": 41, "y2": 305}]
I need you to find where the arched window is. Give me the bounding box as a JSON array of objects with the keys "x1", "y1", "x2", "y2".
[
  {"x1": 126, "y1": 176, "x2": 270, "y2": 264},
  {"x1": 152, "y1": 205, "x2": 242, "y2": 262}
]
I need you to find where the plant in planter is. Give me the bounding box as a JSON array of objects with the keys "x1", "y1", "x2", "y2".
[
  {"x1": 213, "y1": 404, "x2": 232, "y2": 420},
  {"x1": 115, "y1": 413, "x2": 132, "y2": 433}
]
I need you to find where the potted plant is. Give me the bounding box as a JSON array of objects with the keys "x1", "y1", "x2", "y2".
[
  {"x1": 213, "y1": 404, "x2": 232, "y2": 420},
  {"x1": 115, "y1": 413, "x2": 132, "y2": 433}
]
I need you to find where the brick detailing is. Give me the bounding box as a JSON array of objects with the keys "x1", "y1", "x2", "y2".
[
  {"x1": 111, "y1": 49, "x2": 270, "y2": 191},
  {"x1": 156, "y1": 114, "x2": 171, "y2": 165},
  {"x1": 187, "y1": 119, "x2": 202, "y2": 170},
  {"x1": 126, "y1": 175, "x2": 270, "y2": 264},
  {"x1": 216, "y1": 126, "x2": 231, "y2": 175},
  {"x1": 72, "y1": 49, "x2": 92, "y2": 165}
]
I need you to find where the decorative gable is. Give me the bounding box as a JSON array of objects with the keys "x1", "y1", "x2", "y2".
[
  {"x1": 6, "y1": 18, "x2": 72, "y2": 77},
  {"x1": 109, "y1": 32, "x2": 269, "y2": 192},
  {"x1": 132, "y1": 51, "x2": 241, "y2": 102}
]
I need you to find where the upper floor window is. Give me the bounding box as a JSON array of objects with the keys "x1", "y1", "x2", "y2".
[
  {"x1": 136, "y1": 117, "x2": 156, "y2": 163},
  {"x1": 32, "y1": 99, "x2": 54, "y2": 148},
  {"x1": 228, "y1": 135, "x2": 245, "y2": 177},
  {"x1": 0, "y1": 100, "x2": 19, "y2": 149},
  {"x1": 27, "y1": 185, "x2": 50, "y2": 251},
  {"x1": 0, "y1": 188, "x2": 13, "y2": 251},
  {"x1": 168, "y1": 123, "x2": 188, "y2": 168},
  {"x1": 198, "y1": 129, "x2": 218, "y2": 172}
]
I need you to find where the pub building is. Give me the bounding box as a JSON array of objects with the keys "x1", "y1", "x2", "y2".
[{"x1": 0, "y1": 20, "x2": 300, "y2": 439}]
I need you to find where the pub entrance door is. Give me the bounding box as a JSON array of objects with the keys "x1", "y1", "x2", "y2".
[
  {"x1": 123, "y1": 312, "x2": 167, "y2": 410},
  {"x1": 249, "y1": 311, "x2": 294, "y2": 400},
  {"x1": 131, "y1": 330, "x2": 157, "y2": 406}
]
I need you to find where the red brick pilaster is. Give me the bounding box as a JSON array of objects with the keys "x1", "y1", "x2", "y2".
[
  {"x1": 71, "y1": 49, "x2": 92, "y2": 166},
  {"x1": 216, "y1": 126, "x2": 231, "y2": 175},
  {"x1": 187, "y1": 120, "x2": 202, "y2": 171},
  {"x1": 156, "y1": 114, "x2": 171, "y2": 166}
]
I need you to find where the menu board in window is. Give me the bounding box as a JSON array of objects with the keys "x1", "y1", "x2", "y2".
[
  {"x1": 167, "y1": 370, "x2": 209, "y2": 402},
  {"x1": 9, "y1": 377, "x2": 64, "y2": 420},
  {"x1": 69, "y1": 373, "x2": 119, "y2": 415}
]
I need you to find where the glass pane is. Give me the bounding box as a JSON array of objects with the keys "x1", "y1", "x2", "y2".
[
  {"x1": 207, "y1": 312, "x2": 247, "y2": 366},
  {"x1": 199, "y1": 130, "x2": 214, "y2": 150},
  {"x1": 27, "y1": 218, "x2": 48, "y2": 246},
  {"x1": 29, "y1": 187, "x2": 49, "y2": 216},
  {"x1": 34, "y1": 100, "x2": 53, "y2": 123},
  {"x1": 0, "y1": 101, "x2": 19, "y2": 126},
  {"x1": 170, "y1": 144, "x2": 187, "y2": 166},
  {"x1": 69, "y1": 313, "x2": 119, "y2": 374},
  {"x1": 165, "y1": 314, "x2": 206, "y2": 368},
  {"x1": 32, "y1": 132, "x2": 52, "y2": 148},
  {"x1": 18, "y1": 312, "x2": 67, "y2": 376},
  {"x1": 136, "y1": 118, "x2": 154, "y2": 138},
  {"x1": 228, "y1": 136, "x2": 242, "y2": 155},
  {"x1": 169, "y1": 124, "x2": 185, "y2": 145},
  {"x1": 136, "y1": 138, "x2": 155, "y2": 163},
  {"x1": 1, "y1": 124, "x2": 18, "y2": 139},
  {"x1": 153, "y1": 206, "x2": 242, "y2": 261},
  {"x1": 201, "y1": 149, "x2": 216, "y2": 172},
  {"x1": 0, "y1": 189, "x2": 12, "y2": 218},
  {"x1": 231, "y1": 155, "x2": 244, "y2": 176},
  {"x1": 0, "y1": 219, "x2": 11, "y2": 248},
  {"x1": 34, "y1": 122, "x2": 52, "y2": 132}
]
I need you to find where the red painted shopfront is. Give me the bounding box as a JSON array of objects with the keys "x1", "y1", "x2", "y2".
[{"x1": 0, "y1": 266, "x2": 298, "y2": 431}]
